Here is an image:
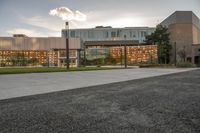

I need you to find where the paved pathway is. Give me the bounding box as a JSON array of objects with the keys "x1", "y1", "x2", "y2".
[
  {"x1": 0, "y1": 68, "x2": 197, "y2": 100},
  {"x1": 1, "y1": 69, "x2": 200, "y2": 133}
]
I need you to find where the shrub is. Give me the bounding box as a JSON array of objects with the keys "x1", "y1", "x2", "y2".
[
  {"x1": 176, "y1": 62, "x2": 196, "y2": 68},
  {"x1": 0, "y1": 62, "x2": 6, "y2": 67}
]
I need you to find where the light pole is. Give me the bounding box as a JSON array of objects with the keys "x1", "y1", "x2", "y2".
[
  {"x1": 124, "y1": 35, "x2": 127, "y2": 68},
  {"x1": 65, "y1": 22, "x2": 70, "y2": 70},
  {"x1": 120, "y1": 46, "x2": 122, "y2": 67},
  {"x1": 84, "y1": 45, "x2": 86, "y2": 66}
]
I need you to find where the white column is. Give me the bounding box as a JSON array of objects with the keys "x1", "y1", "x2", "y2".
[
  {"x1": 76, "y1": 50, "x2": 79, "y2": 67},
  {"x1": 57, "y1": 51, "x2": 61, "y2": 67}
]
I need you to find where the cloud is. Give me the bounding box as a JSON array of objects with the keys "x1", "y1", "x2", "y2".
[
  {"x1": 79, "y1": 10, "x2": 159, "y2": 28},
  {"x1": 49, "y1": 7, "x2": 87, "y2": 21},
  {"x1": 22, "y1": 16, "x2": 62, "y2": 32},
  {"x1": 6, "y1": 8, "x2": 158, "y2": 38}
]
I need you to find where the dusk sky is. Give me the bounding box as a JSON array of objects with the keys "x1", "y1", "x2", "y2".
[{"x1": 0, "y1": 0, "x2": 199, "y2": 37}]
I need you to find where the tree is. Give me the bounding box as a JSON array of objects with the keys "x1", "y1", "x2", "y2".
[
  {"x1": 9, "y1": 53, "x2": 28, "y2": 66},
  {"x1": 177, "y1": 46, "x2": 186, "y2": 62},
  {"x1": 4, "y1": 53, "x2": 39, "y2": 67},
  {"x1": 28, "y1": 58, "x2": 39, "y2": 66},
  {"x1": 145, "y1": 25, "x2": 171, "y2": 64}
]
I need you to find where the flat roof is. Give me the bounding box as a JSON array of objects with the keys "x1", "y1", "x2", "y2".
[{"x1": 62, "y1": 27, "x2": 155, "y2": 31}]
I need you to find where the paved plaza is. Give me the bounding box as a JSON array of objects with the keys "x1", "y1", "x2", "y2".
[
  {"x1": 0, "y1": 68, "x2": 198, "y2": 100},
  {"x1": 0, "y1": 69, "x2": 200, "y2": 133}
]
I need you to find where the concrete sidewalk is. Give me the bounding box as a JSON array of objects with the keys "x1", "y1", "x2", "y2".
[{"x1": 0, "y1": 68, "x2": 197, "y2": 100}]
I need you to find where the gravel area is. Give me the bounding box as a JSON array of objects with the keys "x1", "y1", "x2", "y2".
[{"x1": 0, "y1": 69, "x2": 200, "y2": 133}]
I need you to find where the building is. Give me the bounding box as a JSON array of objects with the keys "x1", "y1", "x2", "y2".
[
  {"x1": 161, "y1": 11, "x2": 200, "y2": 64},
  {"x1": 62, "y1": 27, "x2": 157, "y2": 65},
  {"x1": 3, "y1": 11, "x2": 199, "y2": 67},
  {"x1": 62, "y1": 26, "x2": 155, "y2": 43},
  {"x1": 84, "y1": 40, "x2": 157, "y2": 65},
  {"x1": 0, "y1": 34, "x2": 81, "y2": 67}
]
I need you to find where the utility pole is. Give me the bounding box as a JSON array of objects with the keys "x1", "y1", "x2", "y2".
[{"x1": 65, "y1": 22, "x2": 70, "y2": 70}]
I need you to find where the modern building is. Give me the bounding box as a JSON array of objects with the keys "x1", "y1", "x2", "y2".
[
  {"x1": 83, "y1": 40, "x2": 157, "y2": 65},
  {"x1": 62, "y1": 26, "x2": 155, "y2": 43},
  {"x1": 161, "y1": 11, "x2": 200, "y2": 64},
  {"x1": 62, "y1": 27, "x2": 157, "y2": 65},
  {"x1": 0, "y1": 34, "x2": 81, "y2": 67},
  {"x1": 2, "y1": 11, "x2": 199, "y2": 67}
]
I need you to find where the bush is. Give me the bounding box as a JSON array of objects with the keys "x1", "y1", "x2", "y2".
[
  {"x1": 176, "y1": 62, "x2": 196, "y2": 68},
  {"x1": 0, "y1": 62, "x2": 6, "y2": 67},
  {"x1": 139, "y1": 64, "x2": 175, "y2": 68}
]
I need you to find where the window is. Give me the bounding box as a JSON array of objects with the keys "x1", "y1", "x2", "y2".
[
  {"x1": 111, "y1": 31, "x2": 116, "y2": 37},
  {"x1": 70, "y1": 50, "x2": 76, "y2": 57},
  {"x1": 117, "y1": 30, "x2": 121, "y2": 37},
  {"x1": 63, "y1": 31, "x2": 68, "y2": 37},
  {"x1": 83, "y1": 32, "x2": 87, "y2": 38},
  {"x1": 132, "y1": 31, "x2": 136, "y2": 37},
  {"x1": 141, "y1": 31, "x2": 147, "y2": 37},
  {"x1": 141, "y1": 31, "x2": 143, "y2": 37},
  {"x1": 104, "y1": 31, "x2": 109, "y2": 38},
  {"x1": 70, "y1": 31, "x2": 75, "y2": 37},
  {"x1": 88, "y1": 31, "x2": 94, "y2": 38},
  {"x1": 130, "y1": 31, "x2": 136, "y2": 38},
  {"x1": 130, "y1": 32, "x2": 132, "y2": 38},
  {"x1": 144, "y1": 32, "x2": 147, "y2": 37}
]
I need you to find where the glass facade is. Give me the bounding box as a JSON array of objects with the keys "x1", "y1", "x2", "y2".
[
  {"x1": 80, "y1": 45, "x2": 157, "y2": 66},
  {"x1": 70, "y1": 31, "x2": 76, "y2": 37},
  {"x1": 88, "y1": 31, "x2": 94, "y2": 38},
  {"x1": 111, "y1": 31, "x2": 116, "y2": 38},
  {"x1": 110, "y1": 45, "x2": 157, "y2": 64},
  {"x1": 62, "y1": 27, "x2": 155, "y2": 43}
]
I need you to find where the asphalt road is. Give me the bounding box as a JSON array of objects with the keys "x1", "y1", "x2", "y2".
[{"x1": 0, "y1": 69, "x2": 200, "y2": 133}]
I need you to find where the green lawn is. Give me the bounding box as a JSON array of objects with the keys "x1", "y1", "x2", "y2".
[{"x1": 0, "y1": 67, "x2": 119, "y2": 75}]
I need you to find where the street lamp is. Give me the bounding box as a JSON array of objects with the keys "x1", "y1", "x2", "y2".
[
  {"x1": 65, "y1": 22, "x2": 70, "y2": 70},
  {"x1": 124, "y1": 35, "x2": 127, "y2": 68},
  {"x1": 83, "y1": 45, "x2": 86, "y2": 66},
  {"x1": 120, "y1": 46, "x2": 122, "y2": 67}
]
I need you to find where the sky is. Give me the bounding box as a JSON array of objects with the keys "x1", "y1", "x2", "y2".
[{"x1": 0, "y1": 0, "x2": 199, "y2": 37}]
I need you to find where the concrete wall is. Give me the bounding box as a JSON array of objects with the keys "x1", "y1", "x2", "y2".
[
  {"x1": 161, "y1": 11, "x2": 200, "y2": 63},
  {"x1": 168, "y1": 23, "x2": 193, "y2": 56},
  {"x1": 192, "y1": 25, "x2": 200, "y2": 44},
  {"x1": 0, "y1": 37, "x2": 81, "y2": 51}
]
